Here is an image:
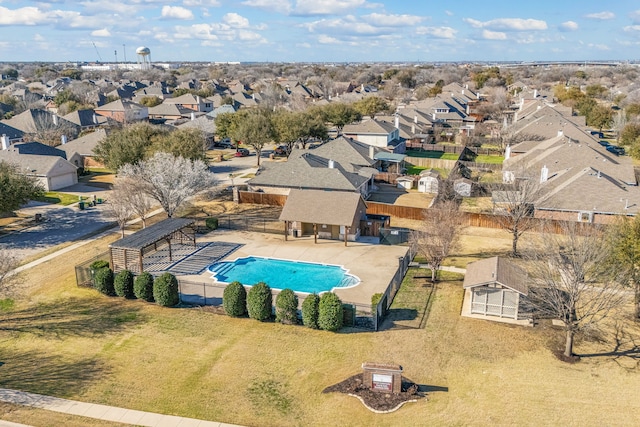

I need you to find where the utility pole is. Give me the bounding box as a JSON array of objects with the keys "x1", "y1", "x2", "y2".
[
  {"x1": 115, "y1": 50, "x2": 118, "y2": 64},
  {"x1": 123, "y1": 44, "x2": 127, "y2": 63}
]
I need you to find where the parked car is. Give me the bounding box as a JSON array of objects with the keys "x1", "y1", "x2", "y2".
[
  {"x1": 606, "y1": 145, "x2": 625, "y2": 156},
  {"x1": 214, "y1": 138, "x2": 234, "y2": 149},
  {"x1": 274, "y1": 145, "x2": 288, "y2": 156},
  {"x1": 235, "y1": 148, "x2": 250, "y2": 157},
  {"x1": 598, "y1": 140, "x2": 610, "y2": 147}
]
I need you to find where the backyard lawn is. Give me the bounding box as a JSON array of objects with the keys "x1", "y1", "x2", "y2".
[
  {"x1": 1, "y1": 230, "x2": 640, "y2": 426},
  {"x1": 35, "y1": 192, "x2": 86, "y2": 206}
]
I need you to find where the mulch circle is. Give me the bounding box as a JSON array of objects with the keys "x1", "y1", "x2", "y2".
[{"x1": 322, "y1": 374, "x2": 425, "y2": 413}]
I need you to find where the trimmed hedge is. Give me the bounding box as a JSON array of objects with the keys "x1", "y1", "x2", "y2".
[
  {"x1": 223, "y1": 281, "x2": 247, "y2": 317},
  {"x1": 153, "y1": 272, "x2": 179, "y2": 307},
  {"x1": 94, "y1": 267, "x2": 115, "y2": 296},
  {"x1": 205, "y1": 217, "x2": 219, "y2": 230},
  {"x1": 318, "y1": 292, "x2": 344, "y2": 332},
  {"x1": 247, "y1": 282, "x2": 272, "y2": 322},
  {"x1": 301, "y1": 293, "x2": 320, "y2": 329},
  {"x1": 90, "y1": 260, "x2": 109, "y2": 270},
  {"x1": 275, "y1": 289, "x2": 298, "y2": 324},
  {"x1": 134, "y1": 272, "x2": 154, "y2": 302},
  {"x1": 371, "y1": 292, "x2": 383, "y2": 314},
  {"x1": 114, "y1": 270, "x2": 135, "y2": 299}
]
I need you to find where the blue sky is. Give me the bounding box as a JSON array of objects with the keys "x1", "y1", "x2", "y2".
[{"x1": 0, "y1": 0, "x2": 639, "y2": 63}]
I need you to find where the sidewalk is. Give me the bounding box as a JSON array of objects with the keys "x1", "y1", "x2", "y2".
[{"x1": 0, "y1": 388, "x2": 244, "y2": 427}]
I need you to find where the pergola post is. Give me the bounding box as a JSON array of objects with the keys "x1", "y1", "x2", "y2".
[
  {"x1": 344, "y1": 226, "x2": 349, "y2": 247},
  {"x1": 284, "y1": 221, "x2": 288, "y2": 241},
  {"x1": 313, "y1": 223, "x2": 317, "y2": 244},
  {"x1": 123, "y1": 248, "x2": 128, "y2": 271}
]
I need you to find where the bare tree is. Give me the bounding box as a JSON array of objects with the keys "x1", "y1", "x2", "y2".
[
  {"x1": 105, "y1": 196, "x2": 133, "y2": 238},
  {"x1": 0, "y1": 250, "x2": 19, "y2": 295},
  {"x1": 112, "y1": 176, "x2": 154, "y2": 228},
  {"x1": 410, "y1": 200, "x2": 465, "y2": 282},
  {"x1": 119, "y1": 152, "x2": 216, "y2": 218},
  {"x1": 525, "y1": 223, "x2": 627, "y2": 359},
  {"x1": 493, "y1": 171, "x2": 545, "y2": 257}
]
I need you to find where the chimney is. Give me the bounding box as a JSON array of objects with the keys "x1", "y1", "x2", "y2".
[
  {"x1": 411, "y1": 124, "x2": 416, "y2": 134},
  {"x1": 505, "y1": 144, "x2": 511, "y2": 160},
  {"x1": 93, "y1": 113, "x2": 98, "y2": 124},
  {"x1": 190, "y1": 112, "x2": 196, "y2": 121},
  {"x1": 414, "y1": 115, "x2": 418, "y2": 124},
  {"x1": 369, "y1": 145, "x2": 375, "y2": 159},
  {"x1": 533, "y1": 89, "x2": 538, "y2": 98},
  {"x1": 361, "y1": 84, "x2": 364, "y2": 92},
  {"x1": 432, "y1": 112, "x2": 436, "y2": 120},
  {"x1": 61, "y1": 135, "x2": 67, "y2": 145},
  {"x1": 557, "y1": 130, "x2": 563, "y2": 137},
  {"x1": 394, "y1": 114, "x2": 399, "y2": 129},
  {"x1": 597, "y1": 170, "x2": 601, "y2": 179},
  {"x1": 465, "y1": 104, "x2": 470, "y2": 115},
  {"x1": 52, "y1": 114, "x2": 59, "y2": 126},
  {"x1": 461, "y1": 89, "x2": 465, "y2": 96},
  {"x1": 1, "y1": 134, "x2": 9, "y2": 150},
  {"x1": 328, "y1": 159, "x2": 335, "y2": 169},
  {"x1": 519, "y1": 98, "x2": 524, "y2": 111},
  {"x1": 540, "y1": 165, "x2": 549, "y2": 183},
  {"x1": 252, "y1": 93, "x2": 255, "y2": 100}
]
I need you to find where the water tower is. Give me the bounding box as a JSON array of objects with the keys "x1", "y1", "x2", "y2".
[{"x1": 136, "y1": 46, "x2": 151, "y2": 70}]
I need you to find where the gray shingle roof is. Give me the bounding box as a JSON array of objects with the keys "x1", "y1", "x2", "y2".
[
  {"x1": 110, "y1": 218, "x2": 195, "y2": 250},
  {"x1": 0, "y1": 151, "x2": 76, "y2": 176},
  {"x1": 279, "y1": 189, "x2": 365, "y2": 226},
  {"x1": 463, "y1": 256, "x2": 528, "y2": 295}
]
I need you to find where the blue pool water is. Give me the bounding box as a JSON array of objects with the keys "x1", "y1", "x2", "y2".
[{"x1": 207, "y1": 256, "x2": 360, "y2": 293}]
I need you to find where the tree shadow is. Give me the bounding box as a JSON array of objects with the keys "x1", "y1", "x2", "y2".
[
  {"x1": 0, "y1": 349, "x2": 108, "y2": 398},
  {"x1": 0, "y1": 297, "x2": 144, "y2": 337},
  {"x1": 417, "y1": 384, "x2": 449, "y2": 393},
  {"x1": 576, "y1": 322, "x2": 640, "y2": 369}
]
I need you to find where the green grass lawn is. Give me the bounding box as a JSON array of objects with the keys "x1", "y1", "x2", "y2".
[
  {"x1": 35, "y1": 192, "x2": 85, "y2": 206},
  {"x1": 1, "y1": 231, "x2": 640, "y2": 426},
  {"x1": 406, "y1": 150, "x2": 459, "y2": 160},
  {"x1": 474, "y1": 154, "x2": 504, "y2": 164}
]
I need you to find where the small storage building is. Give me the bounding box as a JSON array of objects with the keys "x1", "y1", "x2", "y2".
[{"x1": 417, "y1": 169, "x2": 440, "y2": 193}]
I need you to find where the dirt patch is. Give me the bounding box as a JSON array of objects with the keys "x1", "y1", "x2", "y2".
[{"x1": 323, "y1": 374, "x2": 425, "y2": 412}]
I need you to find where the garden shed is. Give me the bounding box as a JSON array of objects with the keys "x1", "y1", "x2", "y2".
[
  {"x1": 109, "y1": 218, "x2": 196, "y2": 274},
  {"x1": 417, "y1": 169, "x2": 440, "y2": 193},
  {"x1": 461, "y1": 256, "x2": 532, "y2": 325}
]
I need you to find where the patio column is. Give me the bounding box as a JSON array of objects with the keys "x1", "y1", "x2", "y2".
[
  {"x1": 344, "y1": 226, "x2": 348, "y2": 247},
  {"x1": 313, "y1": 223, "x2": 317, "y2": 244},
  {"x1": 284, "y1": 221, "x2": 288, "y2": 241}
]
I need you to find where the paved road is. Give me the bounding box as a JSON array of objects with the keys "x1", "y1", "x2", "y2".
[{"x1": 0, "y1": 195, "x2": 114, "y2": 262}]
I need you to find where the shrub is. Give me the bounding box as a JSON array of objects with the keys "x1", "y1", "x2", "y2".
[
  {"x1": 153, "y1": 272, "x2": 179, "y2": 307},
  {"x1": 371, "y1": 293, "x2": 383, "y2": 314},
  {"x1": 94, "y1": 267, "x2": 115, "y2": 296},
  {"x1": 247, "y1": 282, "x2": 272, "y2": 321},
  {"x1": 318, "y1": 292, "x2": 344, "y2": 332},
  {"x1": 223, "y1": 281, "x2": 247, "y2": 317},
  {"x1": 205, "y1": 217, "x2": 219, "y2": 230},
  {"x1": 114, "y1": 270, "x2": 134, "y2": 298},
  {"x1": 301, "y1": 293, "x2": 320, "y2": 329},
  {"x1": 134, "y1": 272, "x2": 154, "y2": 302},
  {"x1": 275, "y1": 289, "x2": 298, "y2": 324},
  {"x1": 90, "y1": 260, "x2": 109, "y2": 270}
]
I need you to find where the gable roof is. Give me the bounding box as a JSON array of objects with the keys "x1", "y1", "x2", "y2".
[
  {"x1": 2, "y1": 109, "x2": 80, "y2": 135},
  {"x1": 57, "y1": 128, "x2": 107, "y2": 157},
  {"x1": 309, "y1": 136, "x2": 379, "y2": 170},
  {"x1": 5, "y1": 141, "x2": 67, "y2": 159},
  {"x1": 463, "y1": 256, "x2": 528, "y2": 295},
  {"x1": 343, "y1": 119, "x2": 397, "y2": 135},
  {"x1": 279, "y1": 189, "x2": 365, "y2": 226},
  {"x1": 0, "y1": 151, "x2": 77, "y2": 177},
  {"x1": 0, "y1": 122, "x2": 24, "y2": 140},
  {"x1": 62, "y1": 109, "x2": 107, "y2": 127}
]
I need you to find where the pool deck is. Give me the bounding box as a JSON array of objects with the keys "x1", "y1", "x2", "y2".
[{"x1": 176, "y1": 229, "x2": 409, "y2": 308}]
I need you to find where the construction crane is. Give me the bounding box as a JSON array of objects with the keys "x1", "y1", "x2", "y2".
[{"x1": 92, "y1": 42, "x2": 102, "y2": 62}]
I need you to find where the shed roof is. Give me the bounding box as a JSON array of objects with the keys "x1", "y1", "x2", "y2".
[
  {"x1": 463, "y1": 256, "x2": 528, "y2": 295},
  {"x1": 279, "y1": 189, "x2": 365, "y2": 226},
  {"x1": 109, "y1": 218, "x2": 195, "y2": 250}
]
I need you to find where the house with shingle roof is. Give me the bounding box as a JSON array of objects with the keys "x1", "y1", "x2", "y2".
[
  {"x1": 57, "y1": 128, "x2": 108, "y2": 168},
  {"x1": 94, "y1": 99, "x2": 148, "y2": 123},
  {"x1": 279, "y1": 189, "x2": 368, "y2": 243},
  {"x1": 461, "y1": 256, "x2": 533, "y2": 325},
  {"x1": 0, "y1": 122, "x2": 24, "y2": 144},
  {"x1": 63, "y1": 109, "x2": 108, "y2": 129},
  {"x1": 0, "y1": 150, "x2": 77, "y2": 191},
  {"x1": 343, "y1": 118, "x2": 403, "y2": 152},
  {"x1": 247, "y1": 137, "x2": 380, "y2": 198},
  {"x1": 2, "y1": 109, "x2": 81, "y2": 141},
  {"x1": 163, "y1": 94, "x2": 213, "y2": 113}
]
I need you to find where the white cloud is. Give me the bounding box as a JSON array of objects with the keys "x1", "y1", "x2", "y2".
[
  {"x1": 464, "y1": 17, "x2": 547, "y2": 31},
  {"x1": 223, "y1": 13, "x2": 250, "y2": 28},
  {"x1": 584, "y1": 11, "x2": 615, "y2": 20},
  {"x1": 241, "y1": 0, "x2": 292, "y2": 14},
  {"x1": 182, "y1": 0, "x2": 221, "y2": 6},
  {"x1": 91, "y1": 28, "x2": 112, "y2": 37},
  {"x1": 317, "y1": 34, "x2": 341, "y2": 44},
  {"x1": 630, "y1": 10, "x2": 640, "y2": 24},
  {"x1": 623, "y1": 25, "x2": 640, "y2": 33},
  {"x1": 588, "y1": 43, "x2": 610, "y2": 50},
  {"x1": 304, "y1": 16, "x2": 384, "y2": 35},
  {"x1": 416, "y1": 26, "x2": 457, "y2": 39},
  {"x1": 0, "y1": 6, "x2": 51, "y2": 25},
  {"x1": 482, "y1": 30, "x2": 507, "y2": 40},
  {"x1": 361, "y1": 13, "x2": 423, "y2": 27},
  {"x1": 294, "y1": 0, "x2": 365, "y2": 16},
  {"x1": 161, "y1": 6, "x2": 194, "y2": 20},
  {"x1": 444, "y1": 10, "x2": 453, "y2": 17},
  {"x1": 559, "y1": 21, "x2": 578, "y2": 31}
]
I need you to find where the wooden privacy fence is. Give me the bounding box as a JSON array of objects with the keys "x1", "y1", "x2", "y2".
[{"x1": 239, "y1": 191, "x2": 287, "y2": 206}]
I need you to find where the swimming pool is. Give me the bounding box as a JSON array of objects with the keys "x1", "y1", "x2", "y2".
[{"x1": 207, "y1": 256, "x2": 360, "y2": 294}]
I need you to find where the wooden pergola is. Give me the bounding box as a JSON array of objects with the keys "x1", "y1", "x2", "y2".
[{"x1": 109, "y1": 218, "x2": 196, "y2": 274}]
